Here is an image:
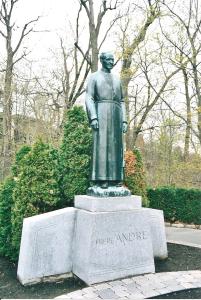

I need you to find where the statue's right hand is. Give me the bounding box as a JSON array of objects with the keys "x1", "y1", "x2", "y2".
[{"x1": 91, "y1": 119, "x2": 99, "y2": 130}]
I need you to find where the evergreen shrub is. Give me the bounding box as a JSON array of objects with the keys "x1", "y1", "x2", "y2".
[
  {"x1": 125, "y1": 148, "x2": 148, "y2": 207},
  {"x1": 0, "y1": 145, "x2": 31, "y2": 258},
  {"x1": 11, "y1": 140, "x2": 61, "y2": 260},
  {"x1": 12, "y1": 145, "x2": 32, "y2": 177},
  {"x1": 60, "y1": 106, "x2": 92, "y2": 205},
  {"x1": 0, "y1": 177, "x2": 15, "y2": 257},
  {"x1": 148, "y1": 187, "x2": 201, "y2": 224}
]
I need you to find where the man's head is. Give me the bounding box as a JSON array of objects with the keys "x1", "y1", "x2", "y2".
[{"x1": 100, "y1": 52, "x2": 114, "y2": 72}]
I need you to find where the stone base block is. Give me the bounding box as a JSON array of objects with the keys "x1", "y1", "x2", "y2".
[
  {"x1": 74, "y1": 195, "x2": 142, "y2": 212},
  {"x1": 73, "y1": 209, "x2": 155, "y2": 285},
  {"x1": 87, "y1": 185, "x2": 131, "y2": 197},
  {"x1": 17, "y1": 207, "x2": 76, "y2": 285},
  {"x1": 145, "y1": 208, "x2": 168, "y2": 259}
]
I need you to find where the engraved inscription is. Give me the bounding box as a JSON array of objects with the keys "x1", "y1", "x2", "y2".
[
  {"x1": 95, "y1": 230, "x2": 148, "y2": 246},
  {"x1": 31, "y1": 223, "x2": 58, "y2": 274}
]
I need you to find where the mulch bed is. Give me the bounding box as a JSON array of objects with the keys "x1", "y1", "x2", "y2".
[
  {"x1": 152, "y1": 243, "x2": 201, "y2": 299},
  {"x1": 151, "y1": 289, "x2": 201, "y2": 299},
  {"x1": 0, "y1": 243, "x2": 201, "y2": 299},
  {"x1": 0, "y1": 257, "x2": 85, "y2": 299}
]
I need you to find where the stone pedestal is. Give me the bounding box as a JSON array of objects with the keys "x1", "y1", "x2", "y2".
[
  {"x1": 145, "y1": 208, "x2": 168, "y2": 259},
  {"x1": 17, "y1": 208, "x2": 76, "y2": 285},
  {"x1": 17, "y1": 195, "x2": 168, "y2": 286},
  {"x1": 74, "y1": 195, "x2": 142, "y2": 212},
  {"x1": 73, "y1": 209, "x2": 155, "y2": 285},
  {"x1": 74, "y1": 196, "x2": 168, "y2": 260}
]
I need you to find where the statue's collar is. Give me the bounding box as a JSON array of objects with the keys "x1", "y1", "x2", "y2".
[{"x1": 101, "y1": 68, "x2": 111, "y2": 74}]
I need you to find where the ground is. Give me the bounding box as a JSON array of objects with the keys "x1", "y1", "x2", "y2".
[
  {"x1": 153, "y1": 243, "x2": 201, "y2": 299},
  {"x1": 0, "y1": 257, "x2": 85, "y2": 298},
  {"x1": 0, "y1": 243, "x2": 201, "y2": 299}
]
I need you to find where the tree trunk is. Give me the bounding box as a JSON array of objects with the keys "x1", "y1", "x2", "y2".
[
  {"x1": 90, "y1": 29, "x2": 99, "y2": 72},
  {"x1": 1, "y1": 38, "x2": 14, "y2": 178},
  {"x1": 120, "y1": 5, "x2": 159, "y2": 149},
  {"x1": 193, "y1": 64, "x2": 201, "y2": 145},
  {"x1": 88, "y1": 0, "x2": 99, "y2": 72},
  {"x1": 191, "y1": 42, "x2": 201, "y2": 145},
  {"x1": 182, "y1": 66, "x2": 191, "y2": 161}
]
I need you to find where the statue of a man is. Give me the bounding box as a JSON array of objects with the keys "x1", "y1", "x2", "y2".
[{"x1": 86, "y1": 52, "x2": 130, "y2": 196}]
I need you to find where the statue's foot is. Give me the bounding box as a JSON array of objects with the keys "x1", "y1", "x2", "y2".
[
  {"x1": 87, "y1": 184, "x2": 131, "y2": 197},
  {"x1": 100, "y1": 181, "x2": 108, "y2": 189},
  {"x1": 115, "y1": 182, "x2": 122, "y2": 187}
]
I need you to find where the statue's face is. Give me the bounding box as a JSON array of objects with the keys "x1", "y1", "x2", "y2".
[{"x1": 101, "y1": 53, "x2": 114, "y2": 71}]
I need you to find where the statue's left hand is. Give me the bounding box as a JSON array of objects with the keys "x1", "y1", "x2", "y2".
[
  {"x1": 91, "y1": 119, "x2": 99, "y2": 130},
  {"x1": 123, "y1": 122, "x2": 128, "y2": 133}
]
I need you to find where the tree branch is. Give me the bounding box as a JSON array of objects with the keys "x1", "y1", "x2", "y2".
[
  {"x1": 13, "y1": 16, "x2": 40, "y2": 55},
  {"x1": 74, "y1": 42, "x2": 91, "y2": 65}
]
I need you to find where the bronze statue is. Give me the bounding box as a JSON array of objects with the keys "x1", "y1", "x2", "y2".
[{"x1": 86, "y1": 52, "x2": 131, "y2": 197}]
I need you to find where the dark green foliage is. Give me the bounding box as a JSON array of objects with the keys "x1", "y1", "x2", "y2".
[
  {"x1": 0, "y1": 178, "x2": 15, "y2": 257},
  {"x1": 125, "y1": 148, "x2": 149, "y2": 207},
  {"x1": 12, "y1": 145, "x2": 32, "y2": 177},
  {"x1": 0, "y1": 145, "x2": 32, "y2": 259},
  {"x1": 148, "y1": 187, "x2": 201, "y2": 224},
  {"x1": 11, "y1": 140, "x2": 61, "y2": 260},
  {"x1": 60, "y1": 106, "x2": 92, "y2": 205}
]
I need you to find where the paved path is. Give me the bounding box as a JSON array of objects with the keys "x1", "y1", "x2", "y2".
[
  {"x1": 166, "y1": 226, "x2": 201, "y2": 248},
  {"x1": 56, "y1": 227, "x2": 201, "y2": 299},
  {"x1": 56, "y1": 271, "x2": 201, "y2": 299}
]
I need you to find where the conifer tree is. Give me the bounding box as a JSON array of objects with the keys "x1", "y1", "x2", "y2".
[
  {"x1": 60, "y1": 106, "x2": 92, "y2": 205},
  {"x1": 11, "y1": 140, "x2": 61, "y2": 259},
  {"x1": 0, "y1": 145, "x2": 31, "y2": 258},
  {"x1": 0, "y1": 177, "x2": 15, "y2": 257}
]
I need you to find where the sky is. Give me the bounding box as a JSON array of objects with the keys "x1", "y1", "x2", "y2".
[
  {"x1": 0, "y1": 0, "x2": 190, "y2": 70},
  {"x1": 12, "y1": 0, "x2": 79, "y2": 60},
  {"x1": 0, "y1": 0, "x2": 121, "y2": 73}
]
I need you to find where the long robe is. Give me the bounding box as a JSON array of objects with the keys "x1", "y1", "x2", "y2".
[{"x1": 85, "y1": 69, "x2": 127, "y2": 182}]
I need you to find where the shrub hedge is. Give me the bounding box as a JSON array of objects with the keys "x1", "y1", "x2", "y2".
[
  {"x1": 59, "y1": 106, "x2": 92, "y2": 206},
  {"x1": 125, "y1": 148, "x2": 148, "y2": 207},
  {"x1": 0, "y1": 177, "x2": 15, "y2": 258},
  {"x1": 12, "y1": 145, "x2": 32, "y2": 177},
  {"x1": 11, "y1": 140, "x2": 61, "y2": 260},
  {"x1": 0, "y1": 145, "x2": 32, "y2": 259},
  {"x1": 148, "y1": 187, "x2": 201, "y2": 225}
]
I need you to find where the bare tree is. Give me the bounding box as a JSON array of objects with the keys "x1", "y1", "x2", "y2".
[
  {"x1": 77, "y1": 0, "x2": 121, "y2": 72},
  {"x1": 162, "y1": 56, "x2": 194, "y2": 161},
  {"x1": 160, "y1": 0, "x2": 201, "y2": 149},
  {"x1": 181, "y1": 61, "x2": 192, "y2": 160},
  {"x1": 127, "y1": 39, "x2": 181, "y2": 149},
  {"x1": 37, "y1": 0, "x2": 123, "y2": 125},
  {"x1": 118, "y1": 0, "x2": 161, "y2": 148},
  {"x1": 0, "y1": 0, "x2": 39, "y2": 177}
]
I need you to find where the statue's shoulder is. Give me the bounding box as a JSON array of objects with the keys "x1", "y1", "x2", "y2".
[
  {"x1": 87, "y1": 71, "x2": 100, "y2": 83},
  {"x1": 89, "y1": 71, "x2": 101, "y2": 78}
]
